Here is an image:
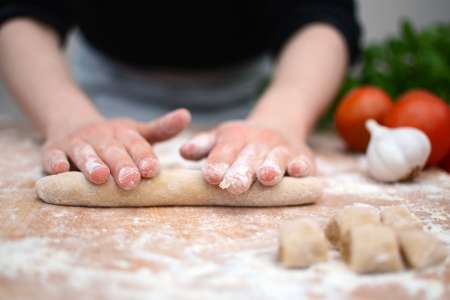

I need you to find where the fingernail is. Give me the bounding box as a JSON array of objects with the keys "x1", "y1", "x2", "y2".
[
  {"x1": 218, "y1": 145, "x2": 258, "y2": 194},
  {"x1": 219, "y1": 173, "x2": 251, "y2": 195},
  {"x1": 86, "y1": 159, "x2": 104, "y2": 175},
  {"x1": 257, "y1": 164, "x2": 283, "y2": 185},
  {"x1": 202, "y1": 163, "x2": 229, "y2": 185},
  {"x1": 219, "y1": 167, "x2": 252, "y2": 195},
  {"x1": 299, "y1": 159, "x2": 310, "y2": 176},
  {"x1": 181, "y1": 142, "x2": 195, "y2": 154},
  {"x1": 191, "y1": 134, "x2": 214, "y2": 151},
  {"x1": 118, "y1": 166, "x2": 140, "y2": 190},
  {"x1": 139, "y1": 158, "x2": 160, "y2": 178},
  {"x1": 289, "y1": 158, "x2": 310, "y2": 177},
  {"x1": 182, "y1": 134, "x2": 215, "y2": 160},
  {"x1": 85, "y1": 160, "x2": 109, "y2": 184},
  {"x1": 51, "y1": 160, "x2": 69, "y2": 173}
]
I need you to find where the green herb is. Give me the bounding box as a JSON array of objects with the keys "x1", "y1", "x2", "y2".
[{"x1": 319, "y1": 19, "x2": 450, "y2": 128}]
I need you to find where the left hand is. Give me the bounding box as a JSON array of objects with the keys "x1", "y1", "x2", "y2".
[{"x1": 180, "y1": 120, "x2": 316, "y2": 194}]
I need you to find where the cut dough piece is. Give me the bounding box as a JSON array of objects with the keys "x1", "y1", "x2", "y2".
[
  {"x1": 36, "y1": 169, "x2": 322, "y2": 207},
  {"x1": 325, "y1": 204, "x2": 380, "y2": 247},
  {"x1": 381, "y1": 206, "x2": 423, "y2": 231},
  {"x1": 341, "y1": 224, "x2": 404, "y2": 273},
  {"x1": 398, "y1": 230, "x2": 448, "y2": 269},
  {"x1": 278, "y1": 219, "x2": 328, "y2": 268}
]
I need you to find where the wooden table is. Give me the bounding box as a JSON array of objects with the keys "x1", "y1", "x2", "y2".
[{"x1": 0, "y1": 121, "x2": 449, "y2": 300}]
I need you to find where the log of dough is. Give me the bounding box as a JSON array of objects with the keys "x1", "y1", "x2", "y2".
[
  {"x1": 325, "y1": 204, "x2": 380, "y2": 247},
  {"x1": 381, "y1": 206, "x2": 423, "y2": 231},
  {"x1": 341, "y1": 224, "x2": 404, "y2": 273},
  {"x1": 398, "y1": 230, "x2": 448, "y2": 269},
  {"x1": 35, "y1": 169, "x2": 323, "y2": 207},
  {"x1": 278, "y1": 219, "x2": 328, "y2": 268}
]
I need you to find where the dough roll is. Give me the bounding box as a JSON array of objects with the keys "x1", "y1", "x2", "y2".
[{"x1": 36, "y1": 169, "x2": 323, "y2": 207}]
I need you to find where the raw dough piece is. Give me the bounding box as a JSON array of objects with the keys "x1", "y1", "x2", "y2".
[
  {"x1": 398, "y1": 230, "x2": 448, "y2": 269},
  {"x1": 36, "y1": 169, "x2": 323, "y2": 207},
  {"x1": 341, "y1": 224, "x2": 404, "y2": 273},
  {"x1": 381, "y1": 206, "x2": 423, "y2": 231},
  {"x1": 278, "y1": 219, "x2": 328, "y2": 268},
  {"x1": 325, "y1": 204, "x2": 380, "y2": 247}
]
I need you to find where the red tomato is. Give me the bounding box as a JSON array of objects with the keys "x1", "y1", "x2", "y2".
[
  {"x1": 440, "y1": 151, "x2": 450, "y2": 173},
  {"x1": 335, "y1": 86, "x2": 393, "y2": 152},
  {"x1": 383, "y1": 89, "x2": 450, "y2": 166}
]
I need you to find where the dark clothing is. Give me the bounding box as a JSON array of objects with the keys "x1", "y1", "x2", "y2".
[{"x1": 0, "y1": 0, "x2": 361, "y2": 70}]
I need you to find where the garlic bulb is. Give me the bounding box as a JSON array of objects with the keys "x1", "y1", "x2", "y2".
[{"x1": 365, "y1": 119, "x2": 431, "y2": 182}]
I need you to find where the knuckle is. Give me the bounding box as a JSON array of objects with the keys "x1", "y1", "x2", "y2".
[
  {"x1": 219, "y1": 121, "x2": 246, "y2": 132},
  {"x1": 273, "y1": 146, "x2": 291, "y2": 156},
  {"x1": 214, "y1": 143, "x2": 235, "y2": 155},
  {"x1": 103, "y1": 144, "x2": 128, "y2": 159},
  {"x1": 254, "y1": 129, "x2": 280, "y2": 144},
  {"x1": 113, "y1": 117, "x2": 134, "y2": 125},
  {"x1": 136, "y1": 148, "x2": 154, "y2": 159},
  {"x1": 68, "y1": 137, "x2": 84, "y2": 148},
  {"x1": 42, "y1": 144, "x2": 57, "y2": 155},
  {"x1": 125, "y1": 131, "x2": 146, "y2": 146},
  {"x1": 95, "y1": 139, "x2": 117, "y2": 152}
]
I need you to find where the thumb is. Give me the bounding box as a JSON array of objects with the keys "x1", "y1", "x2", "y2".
[{"x1": 138, "y1": 108, "x2": 191, "y2": 143}]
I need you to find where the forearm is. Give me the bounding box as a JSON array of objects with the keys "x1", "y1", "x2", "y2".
[
  {"x1": 249, "y1": 23, "x2": 348, "y2": 143},
  {"x1": 0, "y1": 18, "x2": 102, "y2": 138}
]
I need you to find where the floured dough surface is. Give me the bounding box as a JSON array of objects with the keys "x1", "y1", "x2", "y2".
[
  {"x1": 278, "y1": 219, "x2": 328, "y2": 268},
  {"x1": 398, "y1": 230, "x2": 448, "y2": 269},
  {"x1": 342, "y1": 224, "x2": 404, "y2": 273},
  {"x1": 36, "y1": 169, "x2": 323, "y2": 207},
  {"x1": 381, "y1": 206, "x2": 423, "y2": 231},
  {"x1": 325, "y1": 205, "x2": 380, "y2": 247},
  {"x1": 3, "y1": 123, "x2": 450, "y2": 300}
]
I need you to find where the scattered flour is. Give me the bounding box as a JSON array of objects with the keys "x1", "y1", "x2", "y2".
[
  {"x1": 1, "y1": 123, "x2": 449, "y2": 300},
  {"x1": 0, "y1": 233, "x2": 447, "y2": 300}
]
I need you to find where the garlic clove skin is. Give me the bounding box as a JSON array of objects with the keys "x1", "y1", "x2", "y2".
[{"x1": 365, "y1": 119, "x2": 431, "y2": 182}]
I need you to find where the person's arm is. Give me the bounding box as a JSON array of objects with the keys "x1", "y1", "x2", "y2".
[
  {"x1": 0, "y1": 18, "x2": 102, "y2": 138},
  {"x1": 181, "y1": 0, "x2": 360, "y2": 194},
  {"x1": 0, "y1": 19, "x2": 191, "y2": 190},
  {"x1": 248, "y1": 23, "x2": 348, "y2": 144},
  {"x1": 180, "y1": 23, "x2": 352, "y2": 194}
]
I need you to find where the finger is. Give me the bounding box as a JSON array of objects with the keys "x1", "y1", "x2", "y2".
[
  {"x1": 94, "y1": 140, "x2": 141, "y2": 190},
  {"x1": 202, "y1": 130, "x2": 247, "y2": 185},
  {"x1": 116, "y1": 128, "x2": 160, "y2": 178},
  {"x1": 256, "y1": 146, "x2": 290, "y2": 186},
  {"x1": 42, "y1": 147, "x2": 70, "y2": 174},
  {"x1": 67, "y1": 140, "x2": 110, "y2": 184},
  {"x1": 180, "y1": 132, "x2": 216, "y2": 161},
  {"x1": 219, "y1": 144, "x2": 269, "y2": 195},
  {"x1": 287, "y1": 150, "x2": 316, "y2": 177},
  {"x1": 138, "y1": 108, "x2": 191, "y2": 143}
]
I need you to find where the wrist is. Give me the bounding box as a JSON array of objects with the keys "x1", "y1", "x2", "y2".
[
  {"x1": 43, "y1": 93, "x2": 104, "y2": 140},
  {"x1": 246, "y1": 117, "x2": 307, "y2": 147},
  {"x1": 45, "y1": 111, "x2": 103, "y2": 140},
  {"x1": 248, "y1": 86, "x2": 313, "y2": 144}
]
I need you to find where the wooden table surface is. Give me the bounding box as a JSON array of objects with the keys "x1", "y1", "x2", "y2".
[{"x1": 0, "y1": 121, "x2": 449, "y2": 300}]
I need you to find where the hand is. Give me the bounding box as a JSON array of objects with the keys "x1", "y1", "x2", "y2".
[
  {"x1": 180, "y1": 120, "x2": 316, "y2": 194},
  {"x1": 42, "y1": 109, "x2": 191, "y2": 190}
]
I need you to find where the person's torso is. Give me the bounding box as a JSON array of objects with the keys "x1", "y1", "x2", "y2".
[{"x1": 69, "y1": 1, "x2": 273, "y2": 70}]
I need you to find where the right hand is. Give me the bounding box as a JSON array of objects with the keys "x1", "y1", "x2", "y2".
[{"x1": 41, "y1": 109, "x2": 191, "y2": 190}]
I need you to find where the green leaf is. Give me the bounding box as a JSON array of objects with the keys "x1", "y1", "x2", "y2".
[{"x1": 318, "y1": 19, "x2": 450, "y2": 129}]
